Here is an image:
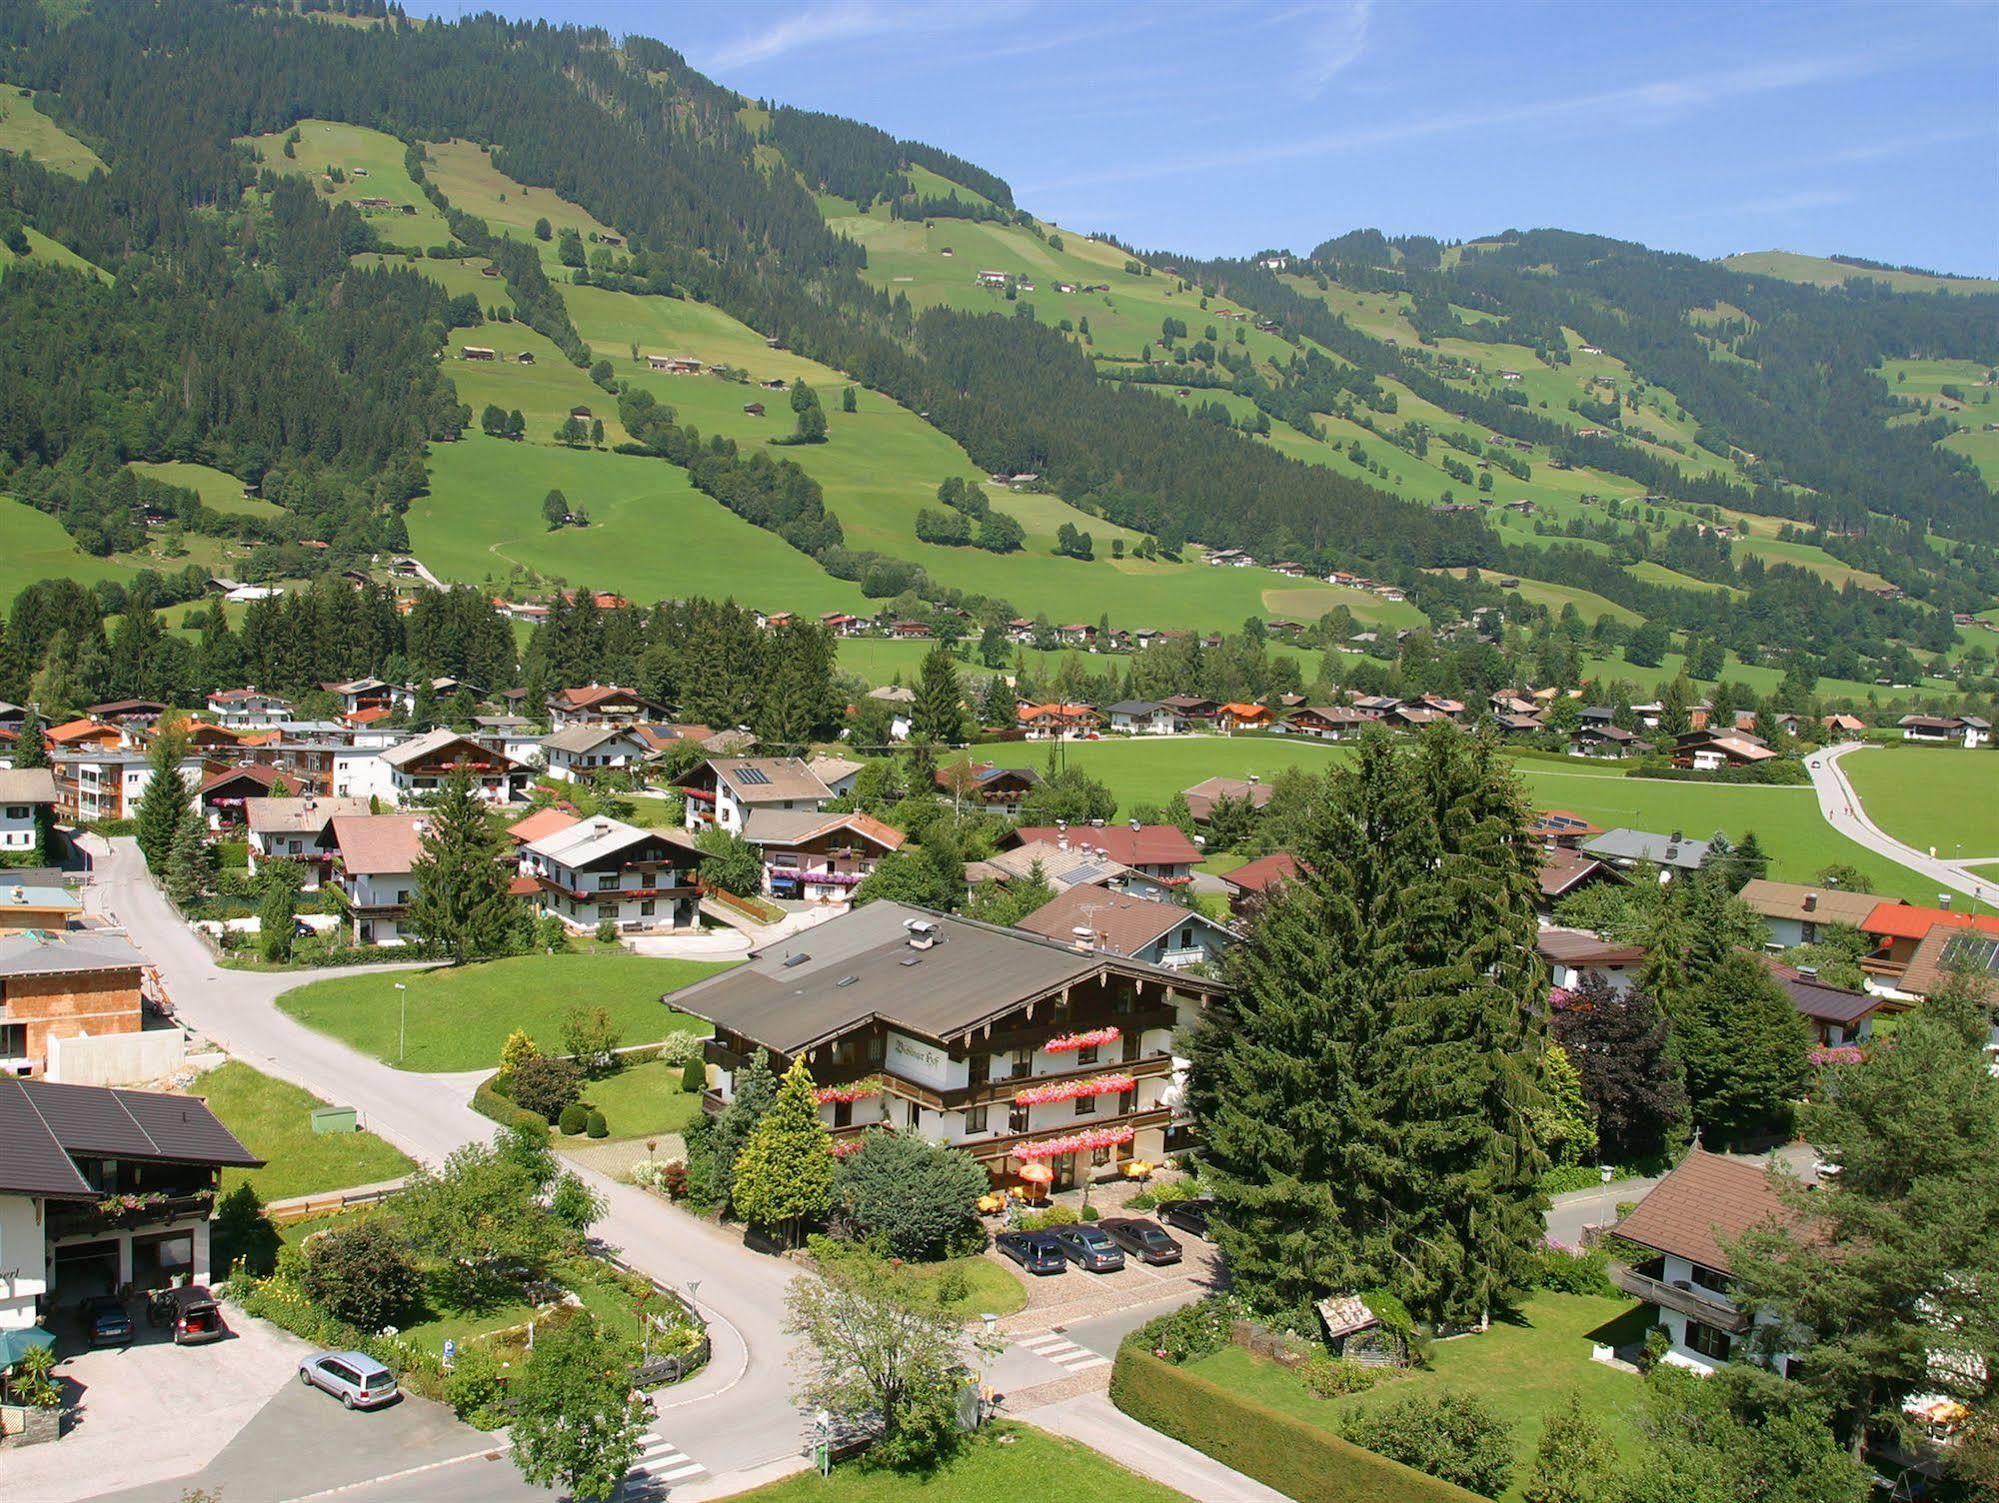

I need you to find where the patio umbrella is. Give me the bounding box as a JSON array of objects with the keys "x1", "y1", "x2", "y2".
[
  {"x1": 1018, "y1": 1162, "x2": 1053, "y2": 1184},
  {"x1": 0, "y1": 1326, "x2": 54, "y2": 1367}
]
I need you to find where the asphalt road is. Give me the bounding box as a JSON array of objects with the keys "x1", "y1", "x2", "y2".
[{"x1": 1810, "y1": 742, "x2": 1996, "y2": 911}]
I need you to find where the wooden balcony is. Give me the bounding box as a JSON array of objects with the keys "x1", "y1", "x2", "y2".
[{"x1": 1614, "y1": 1267, "x2": 1751, "y2": 1334}]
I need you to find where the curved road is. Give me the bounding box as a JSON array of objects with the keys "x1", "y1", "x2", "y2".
[{"x1": 1809, "y1": 743, "x2": 1996, "y2": 912}]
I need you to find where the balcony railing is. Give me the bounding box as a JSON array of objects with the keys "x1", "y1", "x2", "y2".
[
  {"x1": 1614, "y1": 1267, "x2": 1752, "y2": 1333},
  {"x1": 49, "y1": 1189, "x2": 216, "y2": 1241}
]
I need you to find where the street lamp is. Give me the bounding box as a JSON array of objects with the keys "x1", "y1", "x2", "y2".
[{"x1": 394, "y1": 982, "x2": 407, "y2": 1064}]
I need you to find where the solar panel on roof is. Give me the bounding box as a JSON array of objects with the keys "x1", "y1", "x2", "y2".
[
  {"x1": 1940, "y1": 934, "x2": 1999, "y2": 975},
  {"x1": 736, "y1": 767, "x2": 771, "y2": 786},
  {"x1": 1064, "y1": 863, "x2": 1105, "y2": 884}
]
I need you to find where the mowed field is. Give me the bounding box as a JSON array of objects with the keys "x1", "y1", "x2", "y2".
[
  {"x1": 424, "y1": 138, "x2": 619, "y2": 272},
  {"x1": 0, "y1": 224, "x2": 105, "y2": 280},
  {"x1": 241, "y1": 119, "x2": 450, "y2": 252},
  {"x1": 128, "y1": 460, "x2": 287, "y2": 521},
  {"x1": 1725, "y1": 250, "x2": 1999, "y2": 297},
  {"x1": 0, "y1": 85, "x2": 103, "y2": 175},
  {"x1": 0, "y1": 494, "x2": 139, "y2": 606},
  {"x1": 1838, "y1": 745, "x2": 1999, "y2": 862},
  {"x1": 964, "y1": 735, "x2": 1950, "y2": 903}
]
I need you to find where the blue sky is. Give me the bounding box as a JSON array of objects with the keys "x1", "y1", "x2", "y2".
[{"x1": 443, "y1": 1, "x2": 1999, "y2": 275}]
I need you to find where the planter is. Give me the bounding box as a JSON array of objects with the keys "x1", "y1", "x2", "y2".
[{"x1": 0, "y1": 1403, "x2": 61, "y2": 1447}]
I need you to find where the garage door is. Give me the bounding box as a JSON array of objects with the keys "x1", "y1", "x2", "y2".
[{"x1": 52, "y1": 1240, "x2": 119, "y2": 1299}]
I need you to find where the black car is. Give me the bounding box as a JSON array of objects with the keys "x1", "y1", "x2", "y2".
[
  {"x1": 1160, "y1": 1197, "x2": 1216, "y2": 1240},
  {"x1": 1098, "y1": 1217, "x2": 1183, "y2": 1265},
  {"x1": 1049, "y1": 1224, "x2": 1126, "y2": 1273},
  {"x1": 995, "y1": 1231, "x2": 1068, "y2": 1276},
  {"x1": 79, "y1": 1294, "x2": 134, "y2": 1346}
]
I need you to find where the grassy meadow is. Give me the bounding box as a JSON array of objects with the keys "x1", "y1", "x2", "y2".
[
  {"x1": 1837, "y1": 745, "x2": 1999, "y2": 861},
  {"x1": 188, "y1": 1060, "x2": 415, "y2": 1200},
  {"x1": 242, "y1": 119, "x2": 449, "y2": 252},
  {"x1": 1724, "y1": 250, "x2": 1999, "y2": 297},
  {"x1": 129, "y1": 460, "x2": 287, "y2": 521},
  {"x1": 0, "y1": 85, "x2": 103, "y2": 175}
]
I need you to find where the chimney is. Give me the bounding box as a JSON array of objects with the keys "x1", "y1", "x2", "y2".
[
  {"x1": 1070, "y1": 925, "x2": 1096, "y2": 952},
  {"x1": 1091, "y1": 818, "x2": 1105, "y2": 829},
  {"x1": 904, "y1": 918, "x2": 938, "y2": 950},
  {"x1": 1669, "y1": 830, "x2": 1683, "y2": 843},
  {"x1": 1797, "y1": 965, "x2": 1818, "y2": 979},
  {"x1": 1803, "y1": 892, "x2": 1818, "y2": 912},
  {"x1": 1128, "y1": 818, "x2": 1141, "y2": 832},
  {"x1": 592, "y1": 819, "x2": 610, "y2": 834},
  {"x1": 1055, "y1": 820, "x2": 1067, "y2": 833},
  {"x1": 1938, "y1": 894, "x2": 1953, "y2": 910},
  {"x1": 1056, "y1": 836, "x2": 1068, "y2": 852},
  {"x1": 1247, "y1": 774, "x2": 1260, "y2": 785}
]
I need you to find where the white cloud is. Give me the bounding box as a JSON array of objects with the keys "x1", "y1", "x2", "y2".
[
  {"x1": 706, "y1": 2, "x2": 891, "y2": 70},
  {"x1": 1302, "y1": 0, "x2": 1373, "y2": 94},
  {"x1": 1021, "y1": 47, "x2": 1907, "y2": 193}
]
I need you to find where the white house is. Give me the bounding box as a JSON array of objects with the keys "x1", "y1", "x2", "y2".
[
  {"x1": 1735, "y1": 879, "x2": 1883, "y2": 950},
  {"x1": 377, "y1": 729, "x2": 530, "y2": 805},
  {"x1": 245, "y1": 796, "x2": 372, "y2": 889},
  {"x1": 518, "y1": 816, "x2": 706, "y2": 934},
  {"x1": 0, "y1": 768, "x2": 56, "y2": 854},
  {"x1": 1014, "y1": 886, "x2": 1235, "y2": 971},
  {"x1": 1105, "y1": 700, "x2": 1177, "y2": 736},
  {"x1": 331, "y1": 747, "x2": 394, "y2": 804},
  {"x1": 677, "y1": 757, "x2": 833, "y2": 835},
  {"x1": 538, "y1": 725, "x2": 649, "y2": 783},
  {"x1": 1612, "y1": 1150, "x2": 1804, "y2": 1375},
  {"x1": 329, "y1": 814, "x2": 425, "y2": 945},
  {"x1": 1536, "y1": 928, "x2": 1644, "y2": 995},
  {"x1": 205, "y1": 688, "x2": 296, "y2": 729},
  {"x1": 1, "y1": 1077, "x2": 262, "y2": 1337},
  {"x1": 1898, "y1": 714, "x2": 1992, "y2": 749},
  {"x1": 864, "y1": 685, "x2": 915, "y2": 742}
]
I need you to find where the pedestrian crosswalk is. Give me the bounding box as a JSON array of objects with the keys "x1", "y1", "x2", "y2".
[
  {"x1": 1015, "y1": 1329, "x2": 1111, "y2": 1373},
  {"x1": 622, "y1": 1431, "x2": 707, "y2": 1495}
]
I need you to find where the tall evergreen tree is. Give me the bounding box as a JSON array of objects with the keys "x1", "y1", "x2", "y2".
[
  {"x1": 13, "y1": 710, "x2": 45, "y2": 770},
  {"x1": 406, "y1": 769, "x2": 519, "y2": 963},
  {"x1": 1676, "y1": 950, "x2": 1812, "y2": 1145},
  {"x1": 1188, "y1": 727, "x2": 1547, "y2": 1325},
  {"x1": 709, "y1": 1047, "x2": 777, "y2": 1210},
  {"x1": 910, "y1": 647, "x2": 964, "y2": 744},
  {"x1": 729, "y1": 1056, "x2": 833, "y2": 1245},
  {"x1": 134, "y1": 721, "x2": 191, "y2": 871},
  {"x1": 163, "y1": 807, "x2": 214, "y2": 910}
]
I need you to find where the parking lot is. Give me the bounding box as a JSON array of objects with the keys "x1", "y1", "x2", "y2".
[
  {"x1": 988, "y1": 1218, "x2": 1226, "y2": 1337},
  {"x1": 8, "y1": 1309, "x2": 310, "y2": 1503}
]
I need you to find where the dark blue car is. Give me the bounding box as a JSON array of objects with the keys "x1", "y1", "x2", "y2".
[
  {"x1": 79, "y1": 1295, "x2": 133, "y2": 1346},
  {"x1": 995, "y1": 1230, "x2": 1068, "y2": 1276}
]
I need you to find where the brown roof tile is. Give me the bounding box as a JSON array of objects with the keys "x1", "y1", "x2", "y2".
[{"x1": 1613, "y1": 1149, "x2": 1791, "y2": 1273}]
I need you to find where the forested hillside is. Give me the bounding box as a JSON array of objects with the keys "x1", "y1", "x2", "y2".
[{"x1": 0, "y1": 0, "x2": 1991, "y2": 715}]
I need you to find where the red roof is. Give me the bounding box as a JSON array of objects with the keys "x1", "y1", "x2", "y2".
[
  {"x1": 1010, "y1": 824, "x2": 1202, "y2": 870},
  {"x1": 1862, "y1": 902, "x2": 1999, "y2": 942},
  {"x1": 1221, "y1": 852, "x2": 1300, "y2": 895},
  {"x1": 507, "y1": 875, "x2": 541, "y2": 898},
  {"x1": 507, "y1": 807, "x2": 580, "y2": 845},
  {"x1": 345, "y1": 706, "x2": 392, "y2": 726},
  {"x1": 552, "y1": 684, "x2": 644, "y2": 710}
]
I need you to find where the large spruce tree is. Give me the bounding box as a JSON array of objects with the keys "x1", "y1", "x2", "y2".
[
  {"x1": 406, "y1": 768, "x2": 519, "y2": 963},
  {"x1": 133, "y1": 721, "x2": 191, "y2": 871},
  {"x1": 1188, "y1": 726, "x2": 1548, "y2": 1325},
  {"x1": 910, "y1": 647, "x2": 964, "y2": 744}
]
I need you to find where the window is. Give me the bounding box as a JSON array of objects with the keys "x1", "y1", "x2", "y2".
[
  {"x1": 395, "y1": 889, "x2": 411, "y2": 905},
  {"x1": 905, "y1": 1099, "x2": 920, "y2": 1130},
  {"x1": 5, "y1": 806, "x2": 25, "y2": 819},
  {"x1": 0, "y1": 1022, "x2": 26, "y2": 1059},
  {"x1": 967, "y1": 1052, "x2": 989, "y2": 1087},
  {"x1": 1690, "y1": 1265, "x2": 1730, "y2": 1295},
  {"x1": 1122, "y1": 1031, "x2": 1141, "y2": 1063},
  {"x1": 866, "y1": 1034, "x2": 884, "y2": 1064},
  {"x1": 1075, "y1": 1094, "x2": 1095, "y2": 1117},
  {"x1": 964, "y1": 1105, "x2": 988, "y2": 1134},
  {"x1": 1092, "y1": 1146, "x2": 1111, "y2": 1166},
  {"x1": 597, "y1": 903, "x2": 619, "y2": 920},
  {"x1": 1009, "y1": 1048, "x2": 1032, "y2": 1079},
  {"x1": 1078, "y1": 1044, "x2": 1099, "y2": 1066},
  {"x1": 597, "y1": 874, "x2": 621, "y2": 891},
  {"x1": 1008, "y1": 1104, "x2": 1030, "y2": 1134},
  {"x1": 639, "y1": 900, "x2": 655, "y2": 918},
  {"x1": 1684, "y1": 1321, "x2": 1732, "y2": 1362},
  {"x1": 1180, "y1": 927, "x2": 1194, "y2": 950}
]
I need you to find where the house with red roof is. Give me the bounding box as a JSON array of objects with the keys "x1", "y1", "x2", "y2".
[{"x1": 1005, "y1": 822, "x2": 1201, "y2": 884}]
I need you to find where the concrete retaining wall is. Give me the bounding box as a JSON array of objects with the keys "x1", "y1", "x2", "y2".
[{"x1": 46, "y1": 1028, "x2": 185, "y2": 1086}]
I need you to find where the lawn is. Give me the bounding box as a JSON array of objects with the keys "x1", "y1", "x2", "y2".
[
  {"x1": 241, "y1": 118, "x2": 450, "y2": 252},
  {"x1": 737, "y1": 1424, "x2": 1190, "y2": 1502},
  {"x1": 1185, "y1": 1291, "x2": 1650, "y2": 1501},
  {"x1": 0, "y1": 493, "x2": 138, "y2": 608},
  {"x1": 186, "y1": 1060, "x2": 415, "y2": 1200},
  {"x1": 901, "y1": 1254, "x2": 1027, "y2": 1320},
  {"x1": 579, "y1": 1058, "x2": 704, "y2": 1140},
  {"x1": 128, "y1": 460, "x2": 287, "y2": 521},
  {"x1": 0, "y1": 85, "x2": 104, "y2": 176},
  {"x1": 275, "y1": 952, "x2": 729, "y2": 1072},
  {"x1": 395, "y1": 1270, "x2": 537, "y2": 1355},
  {"x1": 1837, "y1": 745, "x2": 1999, "y2": 862}
]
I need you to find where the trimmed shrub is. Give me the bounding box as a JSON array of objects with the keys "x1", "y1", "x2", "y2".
[
  {"x1": 472, "y1": 1072, "x2": 547, "y2": 1131},
  {"x1": 1129, "y1": 1296, "x2": 1241, "y2": 1365},
  {"x1": 585, "y1": 1108, "x2": 609, "y2": 1139},
  {"x1": 511, "y1": 1053, "x2": 583, "y2": 1121},
  {"x1": 1018, "y1": 1204, "x2": 1079, "y2": 1231},
  {"x1": 680, "y1": 1059, "x2": 706, "y2": 1093},
  {"x1": 559, "y1": 1102, "x2": 588, "y2": 1135},
  {"x1": 1342, "y1": 1390, "x2": 1513, "y2": 1498},
  {"x1": 654, "y1": 1031, "x2": 709, "y2": 1067},
  {"x1": 1109, "y1": 1346, "x2": 1482, "y2": 1502},
  {"x1": 1080, "y1": 1203, "x2": 1100, "y2": 1221},
  {"x1": 829, "y1": 1131, "x2": 987, "y2": 1261},
  {"x1": 1532, "y1": 1243, "x2": 1618, "y2": 1298},
  {"x1": 299, "y1": 1222, "x2": 422, "y2": 1332},
  {"x1": 1301, "y1": 1355, "x2": 1383, "y2": 1398}
]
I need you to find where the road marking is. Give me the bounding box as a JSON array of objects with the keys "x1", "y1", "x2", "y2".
[
  {"x1": 1016, "y1": 1331, "x2": 1111, "y2": 1372},
  {"x1": 626, "y1": 1431, "x2": 708, "y2": 1488}
]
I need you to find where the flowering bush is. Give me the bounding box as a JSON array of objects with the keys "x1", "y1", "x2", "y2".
[
  {"x1": 1128, "y1": 1295, "x2": 1244, "y2": 1364},
  {"x1": 827, "y1": 1138, "x2": 864, "y2": 1157},
  {"x1": 1809, "y1": 1045, "x2": 1866, "y2": 1067},
  {"x1": 1044, "y1": 1026, "x2": 1121, "y2": 1054},
  {"x1": 1012, "y1": 1072, "x2": 1135, "y2": 1106},
  {"x1": 1015, "y1": 1125, "x2": 1135, "y2": 1161},
  {"x1": 812, "y1": 1078, "x2": 883, "y2": 1105},
  {"x1": 631, "y1": 1158, "x2": 689, "y2": 1198}
]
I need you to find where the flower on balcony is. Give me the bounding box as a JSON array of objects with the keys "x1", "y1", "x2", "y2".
[
  {"x1": 826, "y1": 1138, "x2": 864, "y2": 1158},
  {"x1": 1809, "y1": 1045, "x2": 1866, "y2": 1067},
  {"x1": 814, "y1": 1078, "x2": 884, "y2": 1105},
  {"x1": 1012, "y1": 1072, "x2": 1136, "y2": 1107},
  {"x1": 94, "y1": 1191, "x2": 171, "y2": 1216},
  {"x1": 1044, "y1": 1026, "x2": 1121, "y2": 1054},
  {"x1": 1015, "y1": 1125, "x2": 1136, "y2": 1162}
]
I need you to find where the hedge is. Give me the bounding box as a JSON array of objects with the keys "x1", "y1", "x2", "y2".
[
  {"x1": 1108, "y1": 1345, "x2": 1481, "y2": 1503},
  {"x1": 471, "y1": 1071, "x2": 549, "y2": 1132}
]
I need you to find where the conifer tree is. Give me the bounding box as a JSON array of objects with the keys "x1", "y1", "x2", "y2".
[
  {"x1": 406, "y1": 768, "x2": 519, "y2": 963},
  {"x1": 730, "y1": 1057, "x2": 833, "y2": 1245},
  {"x1": 13, "y1": 709, "x2": 45, "y2": 770},
  {"x1": 709, "y1": 1048, "x2": 777, "y2": 1208},
  {"x1": 910, "y1": 647, "x2": 963, "y2": 744},
  {"x1": 163, "y1": 807, "x2": 214, "y2": 910},
  {"x1": 258, "y1": 873, "x2": 296, "y2": 963},
  {"x1": 1523, "y1": 1393, "x2": 1620, "y2": 1503},
  {"x1": 1677, "y1": 950, "x2": 1812, "y2": 1145},
  {"x1": 134, "y1": 722, "x2": 191, "y2": 870},
  {"x1": 1189, "y1": 726, "x2": 1548, "y2": 1324}
]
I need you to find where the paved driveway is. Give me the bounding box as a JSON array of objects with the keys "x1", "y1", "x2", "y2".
[{"x1": 8, "y1": 1314, "x2": 311, "y2": 1503}]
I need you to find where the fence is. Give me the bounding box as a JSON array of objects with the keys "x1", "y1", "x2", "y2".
[{"x1": 264, "y1": 1180, "x2": 407, "y2": 1226}]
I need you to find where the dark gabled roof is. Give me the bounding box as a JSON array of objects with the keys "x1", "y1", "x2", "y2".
[
  {"x1": 665, "y1": 901, "x2": 1224, "y2": 1056},
  {"x1": 0, "y1": 1078, "x2": 262, "y2": 1198},
  {"x1": 1760, "y1": 956, "x2": 1881, "y2": 1028}
]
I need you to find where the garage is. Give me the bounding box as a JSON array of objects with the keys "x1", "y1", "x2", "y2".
[{"x1": 50, "y1": 1239, "x2": 120, "y2": 1302}]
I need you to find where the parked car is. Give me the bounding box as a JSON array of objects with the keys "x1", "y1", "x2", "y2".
[
  {"x1": 298, "y1": 1351, "x2": 400, "y2": 1410},
  {"x1": 79, "y1": 1294, "x2": 133, "y2": 1346},
  {"x1": 150, "y1": 1284, "x2": 226, "y2": 1345},
  {"x1": 1098, "y1": 1216, "x2": 1183, "y2": 1265},
  {"x1": 1160, "y1": 1197, "x2": 1216, "y2": 1239},
  {"x1": 1049, "y1": 1224, "x2": 1125, "y2": 1273},
  {"x1": 994, "y1": 1231, "x2": 1068, "y2": 1276}
]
